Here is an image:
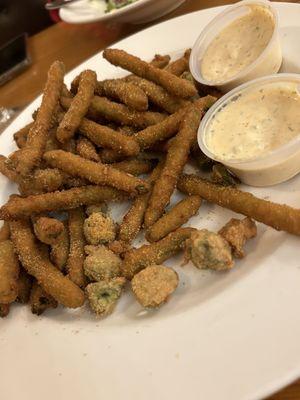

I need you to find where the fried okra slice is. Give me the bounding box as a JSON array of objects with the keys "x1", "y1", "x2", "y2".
[
  {"x1": 86, "y1": 277, "x2": 126, "y2": 316},
  {"x1": 83, "y1": 212, "x2": 116, "y2": 245},
  {"x1": 185, "y1": 229, "x2": 234, "y2": 271},
  {"x1": 219, "y1": 217, "x2": 257, "y2": 258},
  {"x1": 84, "y1": 245, "x2": 121, "y2": 281},
  {"x1": 131, "y1": 265, "x2": 178, "y2": 308}
]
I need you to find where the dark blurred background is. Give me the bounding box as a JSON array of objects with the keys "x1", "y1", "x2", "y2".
[{"x1": 0, "y1": 0, "x2": 53, "y2": 46}]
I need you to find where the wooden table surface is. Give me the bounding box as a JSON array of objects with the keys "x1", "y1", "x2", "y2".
[{"x1": 0, "y1": 0, "x2": 299, "y2": 398}]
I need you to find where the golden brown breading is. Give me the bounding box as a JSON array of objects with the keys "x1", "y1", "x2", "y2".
[
  {"x1": 178, "y1": 174, "x2": 300, "y2": 236},
  {"x1": 84, "y1": 245, "x2": 121, "y2": 281},
  {"x1": 131, "y1": 265, "x2": 178, "y2": 308},
  {"x1": 16, "y1": 269, "x2": 32, "y2": 304},
  {"x1": 219, "y1": 217, "x2": 257, "y2": 258},
  {"x1": 13, "y1": 122, "x2": 33, "y2": 148},
  {"x1": 14, "y1": 61, "x2": 65, "y2": 175},
  {"x1": 185, "y1": 229, "x2": 234, "y2": 271},
  {"x1": 0, "y1": 240, "x2": 20, "y2": 304},
  {"x1": 44, "y1": 150, "x2": 149, "y2": 195},
  {"x1": 84, "y1": 212, "x2": 116, "y2": 245},
  {"x1": 0, "y1": 221, "x2": 10, "y2": 242},
  {"x1": 50, "y1": 221, "x2": 69, "y2": 271},
  {"x1": 29, "y1": 281, "x2": 58, "y2": 315},
  {"x1": 76, "y1": 136, "x2": 100, "y2": 162},
  {"x1": 103, "y1": 49, "x2": 197, "y2": 99},
  {"x1": 57, "y1": 69, "x2": 96, "y2": 143},
  {"x1": 122, "y1": 227, "x2": 195, "y2": 279},
  {"x1": 67, "y1": 207, "x2": 87, "y2": 288},
  {"x1": 0, "y1": 185, "x2": 125, "y2": 220},
  {"x1": 9, "y1": 219, "x2": 85, "y2": 308},
  {"x1": 165, "y1": 49, "x2": 191, "y2": 76},
  {"x1": 33, "y1": 217, "x2": 64, "y2": 245},
  {"x1": 111, "y1": 159, "x2": 153, "y2": 176},
  {"x1": 146, "y1": 195, "x2": 202, "y2": 242}
]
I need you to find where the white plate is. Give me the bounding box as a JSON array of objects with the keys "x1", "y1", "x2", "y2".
[
  {"x1": 59, "y1": 0, "x2": 186, "y2": 24},
  {"x1": 2, "y1": 3, "x2": 300, "y2": 400}
]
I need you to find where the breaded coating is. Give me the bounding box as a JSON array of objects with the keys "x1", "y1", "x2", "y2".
[
  {"x1": 178, "y1": 174, "x2": 300, "y2": 236},
  {"x1": 86, "y1": 203, "x2": 108, "y2": 216},
  {"x1": 191, "y1": 146, "x2": 214, "y2": 171},
  {"x1": 134, "y1": 107, "x2": 187, "y2": 150},
  {"x1": 16, "y1": 269, "x2": 32, "y2": 303},
  {"x1": 33, "y1": 217, "x2": 64, "y2": 245},
  {"x1": 185, "y1": 229, "x2": 234, "y2": 271},
  {"x1": 150, "y1": 54, "x2": 171, "y2": 68},
  {"x1": 0, "y1": 303, "x2": 10, "y2": 318},
  {"x1": 9, "y1": 219, "x2": 85, "y2": 308},
  {"x1": 126, "y1": 75, "x2": 188, "y2": 114},
  {"x1": 84, "y1": 212, "x2": 116, "y2": 245},
  {"x1": 29, "y1": 281, "x2": 57, "y2": 315},
  {"x1": 111, "y1": 159, "x2": 153, "y2": 176},
  {"x1": 108, "y1": 240, "x2": 131, "y2": 255},
  {"x1": 86, "y1": 277, "x2": 125, "y2": 316},
  {"x1": 61, "y1": 95, "x2": 165, "y2": 129},
  {"x1": 0, "y1": 221, "x2": 10, "y2": 242},
  {"x1": 15, "y1": 61, "x2": 65, "y2": 175},
  {"x1": 146, "y1": 195, "x2": 202, "y2": 242},
  {"x1": 118, "y1": 161, "x2": 164, "y2": 244},
  {"x1": 44, "y1": 150, "x2": 149, "y2": 195},
  {"x1": 99, "y1": 149, "x2": 126, "y2": 164},
  {"x1": 144, "y1": 104, "x2": 203, "y2": 227},
  {"x1": 165, "y1": 49, "x2": 191, "y2": 76},
  {"x1": 0, "y1": 240, "x2": 20, "y2": 304},
  {"x1": 67, "y1": 207, "x2": 87, "y2": 288},
  {"x1": 13, "y1": 122, "x2": 33, "y2": 148},
  {"x1": 0, "y1": 185, "x2": 125, "y2": 220},
  {"x1": 50, "y1": 221, "x2": 69, "y2": 271},
  {"x1": 219, "y1": 217, "x2": 257, "y2": 258},
  {"x1": 76, "y1": 136, "x2": 100, "y2": 162},
  {"x1": 211, "y1": 164, "x2": 240, "y2": 187},
  {"x1": 131, "y1": 265, "x2": 178, "y2": 308},
  {"x1": 122, "y1": 227, "x2": 195, "y2": 279},
  {"x1": 0, "y1": 154, "x2": 19, "y2": 182},
  {"x1": 96, "y1": 79, "x2": 148, "y2": 111},
  {"x1": 103, "y1": 49, "x2": 197, "y2": 99},
  {"x1": 72, "y1": 75, "x2": 149, "y2": 111},
  {"x1": 57, "y1": 69, "x2": 96, "y2": 142},
  {"x1": 84, "y1": 245, "x2": 121, "y2": 281}
]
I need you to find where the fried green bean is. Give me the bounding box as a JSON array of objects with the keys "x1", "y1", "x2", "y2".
[
  {"x1": 13, "y1": 122, "x2": 33, "y2": 148},
  {"x1": 111, "y1": 159, "x2": 153, "y2": 176},
  {"x1": 0, "y1": 240, "x2": 20, "y2": 304},
  {"x1": 0, "y1": 221, "x2": 10, "y2": 242},
  {"x1": 165, "y1": 49, "x2": 191, "y2": 76},
  {"x1": 50, "y1": 221, "x2": 69, "y2": 271},
  {"x1": 57, "y1": 70, "x2": 96, "y2": 143},
  {"x1": 0, "y1": 185, "x2": 125, "y2": 220},
  {"x1": 122, "y1": 227, "x2": 195, "y2": 279},
  {"x1": 67, "y1": 207, "x2": 86, "y2": 288},
  {"x1": 146, "y1": 195, "x2": 202, "y2": 242},
  {"x1": 118, "y1": 161, "x2": 164, "y2": 244},
  {"x1": 14, "y1": 61, "x2": 65, "y2": 175},
  {"x1": 44, "y1": 150, "x2": 149, "y2": 195},
  {"x1": 103, "y1": 49, "x2": 197, "y2": 99},
  {"x1": 29, "y1": 281, "x2": 58, "y2": 315},
  {"x1": 16, "y1": 269, "x2": 32, "y2": 303},
  {"x1": 144, "y1": 104, "x2": 203, "y2": 227},
  {"x1": 76, "y1": 136, "x2": 101, "y2": 162},
  {"x1": 33, "y1": 217, "x2": 64, "y2": 245},
  {"x1": 9, "y1": 219, "x2": 85, "y2": 308},
  {"x1": 178, "y1": 174, "x2": 300, "y2": 236}
]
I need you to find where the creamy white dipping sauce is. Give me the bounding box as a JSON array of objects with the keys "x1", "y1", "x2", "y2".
[
  {"x1": 201, "y1": 5, "x2": 275, "y2": 83},
  {"x1": 205, "y1": 82, "x2": 300, "y2": 161}
]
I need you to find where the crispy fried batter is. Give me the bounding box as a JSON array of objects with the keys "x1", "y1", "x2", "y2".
[
  {"x1": 84, "y1": 212, "x2": 116, "y2": 245},
  {"x1": 76, "y1": 136, "x2": 100, "y2": 162},
  {"x1": 111, "y1": 159, "x2": 153, "y2": 176},
  {"x1": 16, "y1": 269, "x2": 32, "y2": 303},
  {"x1": 9, "y1": 219, "x2": 85, "y2": 308},
  {"x1": 0, "y1": 221, "x2": 10, "y2": 242},
  {"x1": 29, "y1": 281, "x2": 58, "y2": 315},
  {"x1": 57, "y1": 69, "x2": 96, "y2": 142},
  {"x1": 84, "y1": 245, "x2": 121, "y2": 281},
  {"x1": 150, "y1": 54, "x2": 171, "y2": 69},
  {"x1": 86, "y1": 277, "x2": 125, "y2": 316},
  {"x1": 67, "y1": 207, "x2": 87, "y2": 288},
  {"x1": 0, "y1": 185, "x2": 125, "y2": 220},
  {"x1": 219, "y1": 217, "x2": 257, "y2": 258},
  {"x1": 178, "y1": 174, "x2": 300, "y2": 236},
  {"x1": 13, "y1": 122, "x2": 33, "y2": 148},
  {"x1": 50, "y1": 221, "x2": 69, "y2": 271},
  {"x1": 122, "y1": 227, "x2": 195, "y2": 279},
  {"x1": 146, "y1": 195, "x2": 202, "y2": 242},
  {"x1": 33, "y1": 217, "x2": 64, "y2": 245},
  {"x1": 14, "y1": 61, "x2": 65, "y2": 175},
  {"x1": 165, "y1": 49, "x2": 191, "y2": 76},
  {"x1": 103, "y1": 49, "x2": 197, "y2": 99},
  {"x1": 44, "y1": 150, "x2": 149, "y2": 195},
  {"x1": 0, "y1": 240, "x2": 20, "y2": 304},
  {"x1": 185, "y1": 229, "x2": 234, "y2": 271},
  {"x1": 131, "y1": 265, "x2": 178, "y2": 308}
]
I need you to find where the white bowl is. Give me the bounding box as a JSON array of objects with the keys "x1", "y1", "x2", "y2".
[{"x1": 59, "y1": 0, "x2": 186, "y2": 24}]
